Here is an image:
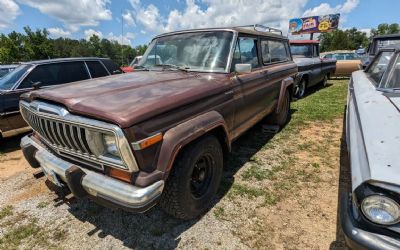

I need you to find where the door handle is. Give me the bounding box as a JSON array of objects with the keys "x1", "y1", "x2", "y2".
[{"x1": 225, "y1": 90, "x2": 234, "y2": 95}]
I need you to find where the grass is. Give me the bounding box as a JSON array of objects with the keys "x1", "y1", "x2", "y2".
[
  {"x1": 36, "y1": 201, "x2": 50, "y2": 209},
  {"x1": 0, "y1": 219, "x2": 41, "y2": 248},
  {"x1": 227, "y1": 80, "x2": 348, "y2": 205},
  {"x1": 0, "y1": 206, "x2": 13, "y2": 220}
]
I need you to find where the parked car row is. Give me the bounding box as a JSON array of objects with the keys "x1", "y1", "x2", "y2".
[{"x1": 0, "y1": 57, "x2": 122, "y2": 138}]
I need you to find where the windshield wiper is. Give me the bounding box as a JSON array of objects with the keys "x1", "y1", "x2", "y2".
[{"x1": 155, "y1": 64, "x2": 190, "y2": 72}]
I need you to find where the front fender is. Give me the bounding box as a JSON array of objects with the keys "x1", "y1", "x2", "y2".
[
  {"x1": 156, "y1": 111, "x2": 230, "y2": 174},
  {"x1": 276, "y1": 77, "x2": 294, "y2": 114}
]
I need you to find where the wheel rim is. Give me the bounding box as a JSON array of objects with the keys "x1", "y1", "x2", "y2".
[
  {"x1": 298, "y1": 80, "x2": 305, "y2": 97},
  {"x1": 190, "y1": 154, "x2": 214, "y2": 199},
  {"x1": 323, "y1": 76, "x2": 328, "y2": 86}
]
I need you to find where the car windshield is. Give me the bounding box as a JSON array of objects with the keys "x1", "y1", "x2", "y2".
[
  {"x1": 375, "y1": 39, "x2": 400, "y2": 54},
  {"x1": 384, "y1": 54, "x2": 400, "y2": 89},
  {"x1": 138, "y1": 31, "x2": 234, "y2": 72},
  {"x1": 0, "y1": 65, "x2": 31, "y2": 90},
  {"x1": 290, "y1": 45, "x2": 312, "y2": 57},
  {"x1": 367, "y1": 51, "x2": 394, "y2": 85}
]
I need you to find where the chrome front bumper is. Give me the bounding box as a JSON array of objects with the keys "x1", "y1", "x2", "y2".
[{"x1": 21, "y1": 135, "x2": 164, "y2": 212}]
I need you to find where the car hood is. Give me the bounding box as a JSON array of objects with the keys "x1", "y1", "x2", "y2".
[
  {"x1": 26, "y1": 71, "x2": 232, "y2": 128},
  {"x1": 349, "y1": 71, "x2": 400, "y2": 189}
]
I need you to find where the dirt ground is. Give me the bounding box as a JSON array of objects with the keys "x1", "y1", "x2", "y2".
[{"x1": 0, "y1": 80, "x2": 350, "y2": 249}]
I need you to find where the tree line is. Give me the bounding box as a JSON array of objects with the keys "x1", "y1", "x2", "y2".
[
  {"x1": 319, "y1": 23, "x2": 399, "y2": 52},
  {"x1": 0, "y1": 23, "x2": 399, "y2": 64},
  {"x1": 0, "y1": 26, "x2": 147, "y2": 65}
]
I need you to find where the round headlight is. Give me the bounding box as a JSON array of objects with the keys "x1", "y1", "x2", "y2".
[{"x1": 361, "y1": 195, "x2": 400, "y2": 225}]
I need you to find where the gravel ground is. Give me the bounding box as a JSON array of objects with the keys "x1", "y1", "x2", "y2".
[{"x1": 0, "y1": 80, "x2": 350, "y2": 250}]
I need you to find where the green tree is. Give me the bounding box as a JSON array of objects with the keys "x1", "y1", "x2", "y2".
[
  {"x1": 319, "y1": 28, "x2": 369, "y2": 52},
  {"x1": 371, "y1": 23, "x2": 400, "y2": 37}
]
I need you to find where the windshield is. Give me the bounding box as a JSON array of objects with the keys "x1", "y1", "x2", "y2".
[
  {"x1": 324, "y1": 53, "x2": 359, "y2": 60},
  {"x1": 290, "y1": 44, "x2": 312, "y2": 57},
  {"x1": 384, "y1": 54, "x2": 400, "y2": 89},
  {"x1": 138, "y1": 31, "x2": 234, "y2": 72},
  {"x1": 0, "y1": 65, "x2": 31, "y2": 90},
  {"x1": 367, "y1": 51, "x2": 393, "y2": 85}
]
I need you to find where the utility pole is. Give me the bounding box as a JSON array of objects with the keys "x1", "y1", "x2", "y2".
[{"x1": 121, "y1": 10, "x2": 124, "y2": 66}]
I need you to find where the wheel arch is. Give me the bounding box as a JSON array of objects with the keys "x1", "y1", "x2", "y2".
[
  {"x1": 156, "y1": 111, "x2": 230, "y2": 177},
  {"x1": 276, "y1": 77, "x2": 294, "y2": 114}
]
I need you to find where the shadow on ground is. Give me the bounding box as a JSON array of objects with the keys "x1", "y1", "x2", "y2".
[
  {"x1": 48, "y1": 111, "x2": 295, "y2": 249},
  {"x1": 329, "y1": 110, "x2": 351, "y2": 250},
  {"x1": 0, "y1": 132, "x2": 29, "y2": 153}
]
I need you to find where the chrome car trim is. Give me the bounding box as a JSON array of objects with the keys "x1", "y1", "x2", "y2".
[
  {"x1": 20, "y1": 100, "x2": 139, "y2": 172},
  {"x1": 21, "y1": 136, "x2": 164, "y2": 209}
]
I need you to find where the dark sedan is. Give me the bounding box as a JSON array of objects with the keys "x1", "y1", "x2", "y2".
[{"x1": 0, "y1": 57, "x2": 122, "y2": 138}]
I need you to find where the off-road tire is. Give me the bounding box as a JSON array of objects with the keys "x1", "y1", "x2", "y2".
[
  {"x1": 271, "y1": 89, "x2": 290, "y2": 127},
  {"x1": 160, "y1": 135, "x2": 223, "y2": 219}
]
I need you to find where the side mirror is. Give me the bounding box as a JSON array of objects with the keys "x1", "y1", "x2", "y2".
[
  {"x1": 32, "y1": 81, "x2": 42, "y2": 90},
  {"x1": 235, "y1": 64, "x2": 252, "y2": 74}
]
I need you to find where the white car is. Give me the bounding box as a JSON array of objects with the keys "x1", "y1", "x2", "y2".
[{"x1": 342, "y1": 46, "x2": 400, "y2": 249}]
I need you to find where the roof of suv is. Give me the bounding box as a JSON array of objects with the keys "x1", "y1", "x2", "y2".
[
  {"x1": 22, "y1": 57, "x2": 110, "y2": 65},
  {"x1": 154, "y1": 26, "x2": 287, "y2": 40},
  {"x1": 372, "y1": 34, "x2": 400, "y2": 40}
]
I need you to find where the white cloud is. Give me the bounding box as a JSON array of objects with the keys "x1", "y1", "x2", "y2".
[
  {"x1": 18, "y1": 0, "x2": 112, "y2": 32},
  {"x1": 122, "y1": 11, "x2": 135, "y2": 26},
  {"x1": 131, "y1": 0, "x2": 309, "y2": 35},
  {"x1": 303, "y1": 0, "x2": 359, "y2": 17},
  {"x1": 0, "y1": 0, "x2": 20, "y2": 29},
  {"x1": 84, "y1": 29, "x2": 103, "y2": 40},
  {"x1": 107, "y1": 32, "x2": 135, "y2": 45},
  {"x1": 48, "y1": 27, "x2": 71, "y2": 38}
]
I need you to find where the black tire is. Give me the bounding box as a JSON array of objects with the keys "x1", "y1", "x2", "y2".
[
  {"x1": 160, "y1": 135, "x2": 223, "y2": 219},
  {"x1": 294, "y1": 78, "x2": 306, "y2": 99},
  {"x1": 271, "y1": 90, "x2": 290, "y2": 127}
]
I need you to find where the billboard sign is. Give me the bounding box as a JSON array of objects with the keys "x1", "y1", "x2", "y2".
[{"x1": 289, "y1": 13, "x2": 340, "y2": 35}]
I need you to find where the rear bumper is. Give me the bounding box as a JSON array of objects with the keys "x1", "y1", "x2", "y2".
[
  {"x1": 21, "y1": 135, "x2": 164, "y2": 213},
  {"x1": 340, "y1": 192, "x2": 400, "y2": 250}
]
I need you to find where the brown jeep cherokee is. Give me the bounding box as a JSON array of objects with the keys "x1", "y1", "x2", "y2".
[{"x1": 20, "y1": 25, "x2": 297, "y2": 219}]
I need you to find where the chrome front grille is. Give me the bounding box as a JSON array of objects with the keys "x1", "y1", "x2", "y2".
[
  {"x1": 21, "y1": 106, "x2": 94, "y2": 156},
  {"x1": 19, "y1": 100, "x2": 139, "y2": 172}
]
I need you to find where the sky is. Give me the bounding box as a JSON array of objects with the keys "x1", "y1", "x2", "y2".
[{"x1": 0, "y1": 0, "x2": 398, "y2": 47}]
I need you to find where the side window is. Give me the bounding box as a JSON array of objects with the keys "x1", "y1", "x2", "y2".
[
  {"x1": 233, "y1": 37, "x2": 260, "y2": 69},
  {"x1": 58, "y1": 61, "x2": 90, "y2": 84},
  {"x1": 367, "y1": 51, "x2": 394, "y2": 85},
  {"x1": 19, "y1": 64, "x2": 60, "y2": 89},
  {"x1": 261, "y1": 40, "x2": 271, "y2": 64},
  {"x1": 101, "y1": 59, "x2": 122, "y2": 74},
  {"x1": 261, "y1": 40, "x2": 289, "y2": 64},
  {"x1": 86, "y1": 61, "x2": 109, "y2": 78}
]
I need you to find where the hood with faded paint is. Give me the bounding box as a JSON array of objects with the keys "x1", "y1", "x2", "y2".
[
  {"x1": 349, "y1": 71, "x2": 400, "y2": 189},
  {"x1": 25, "y1": 70, "x2": 233, "y2": 128}
]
